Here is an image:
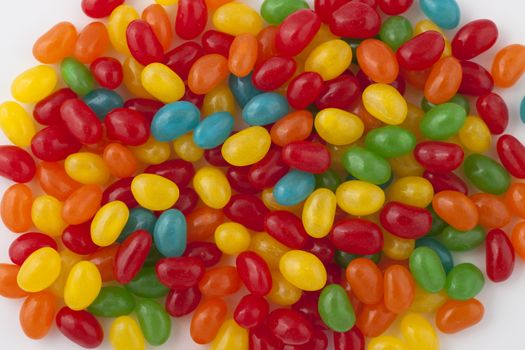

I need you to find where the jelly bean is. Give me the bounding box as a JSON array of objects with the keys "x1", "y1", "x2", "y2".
[
  {"x1": 192, "y1": 112, "x2": 234, "y2": 150},
  {"x1": 125, "y1": 265, "x2": 168, "y2": 298},
  {"x1": 122, "y1": 57, "x2": 153, "y2": 99},
  {"x1": 459, "y1": 60, "x2": 494, "y2": 97},
  {"x1": 105, "y1": 109, "x2": 149, "y2": 146},
  {"x1": 268, "y1": 308, "x2": 313, "y2": 345},
  {"x1": 420, "y1": 103, "x2": 466, "y2": 140},
  {"x1": 409, "y1": 247, "x2": 446, "y2": 293},
  {"x1": 124, "y1": 99, "x2": 162, "y2": 123},
  {"x1": 89, "y1": 286, "x2": 135, "y2": 317},
  {"x1": 378, "y1": 0, "x2": 412, "y2": 14},
  {"x1": 110, "y1": 316, "x2": 145, "y2": 350},
  {"x1": 74, "y1": 22, "x2": 110, "y2": 64},
  {"x1": 33, "y1": 126, "x2": 80, "y2": 165},
  {"x1": 318, "y1": 284, "x2": 356, "y2": 332},
  {"x1": 362, "y1": 84, "x2": 408, "y2": 125},
  {"x1": 279, "y1": 250, "x2": 326, "y2": 291},
  {"x1": 62, "y1": 223, "x2": 99, "y2": 256},
  {"x1": 221, "y1": 127, "x2": 271, "y2": 167},
  {"x1": 459, "y1": 116, "x2": 492, "y2": 153},
  {"x1": 424, "y1": 171, "x2": 468, "y2": 195},
  {"x1": 357, "y1": 302, "x2": 397, "y2": 337},
  {"x1": 512, "y1": 222, "x2": 525, "y2": 260},
  {"x1": 247, "y1": 148, "x2": 289, "y2": 190},
  {"x1": 192, "y1": 167, "x2": 230, "y2": 209},
  {"x1": 32, "y1": 88, "x2": 76, "y2": 125},
  {"x1": 184, "y1": 241, "x2": 222, "y2": 268},
  {"x1": 156, "y1": 256, "x2": 205, "y2": 290},
  {"x1": 65, "y1": 152, "x2": 110, "y2": 185},
  {"x1": 212, "y1": 319, "x2": 249, "y2": 350},
  {"x1": 172, "y1": 133, "x2": 204, "y2": 162},
  {"x1": 199, "y1": 265, "x2": 242, "y2": 298},
  {"x1": 410, "y1": 286, "x2": 447, "y2": 313},
  {"x1": 174, "y1": 0, "x2": 207, "y2": 40},
  {"x1": 234, "y1": 294, "x2": 269, "y2": 329},
  {"x1": 108, "y1": 5, "x2": 139, "y2": 54},
  {"x1": 213, "y1": 222, "x2": 249, "y2": 255},
  {"x1": 30, "y1": 194, "x2": 67, "y2": 237},
  {"x1": 314, "y1": 0, "x2": 348, "y2": 23},
  {"x1": 380, "y1": 202, "x2": 432, "y2": 239},
  {"x1": 33, "y1": 22, "x2": 77, "y2": 64},
  {"x1": 463, "y1": 154, "x2": 510, "y2": 195},
  {"x1": 275, "y1": 10, "x2": 320, "y2": 59},
  {"x1": 264, "y1": 211, "x2": 309, "y2": 249},
  {"x1": 302, "y1": 189, "x2": 336, "y2": 239},
  {"x1": 380, "y1": 15, "x2": 413, "y2": 51},
  {"x1": 82, "y1": 0, "x2": 124, "y2": 18},
  {"x1": 492, "y1": 44, "x2": 525, "y2": 88},
  {"x1": 506, "y1": 183, "x2": 525, "y2": 219},
  {"x1": 236, "y1": 251, "x2": 273, "y2": 296},
  {"x1": 88, "y1": 57, "x2": 122, "y2": 90},
  {"x1": 282, "y1": 142, "x2": 330, "y2": 174},
  {"x1": 437, "y1": 226, "x2": 485, "y2": 251},
  {"x1": 436, "y1": 299, "x2": 484, "y2": 334},
  {"x1": 155, "y1": 0, "x2": 178, "y2": 4},
  {"x1": 11, "y1": 65, "x2": 57, "y2": 104},
  {"x1": 421, "y1": 94, "x2": 470, "y2": 115},
  {"x1": 273, "y1": 170, "x2": 316, "y2": 206},
  {"x1": 91, "y1": 201, "x2": 129, "y2": 247},
  {"x1": 126, "y1": 20, "x2": 164, "y2": 67},
  {"x1": 8, "y1": 232, "x2": 56, "y2": 266},
  {"x1": 101, "y1": 178, "x2": 137, "y2": 208},
  {"x1": 305, "y1": 40, "x2": 352, "y2": 81},
  {"x1": 190, "y1": 298, "x2": 228, "y2": 344},
  {"x1": 416, "y1": 237, "x2": 454, "y2": 273},
  {"x1": 83, "y1": 89, "x2": 123, "y2": 120},
  {"x1": 497, "y1": 134, "x2": 525, "y2": 179},
  {"x1": 17, "y1": 247, "x2": 61, "y2": 293},
  {"x1": 114, "y1": 230, "x2": 152, "y2": 284},
  {"x1": 19, "y1": 291, "x2": 55, "y2": 340},
  {"x1": 0, "y1": 264, "x2": 27, "y2": 298},
  {"x1": 419, "y1": 0, "x2": 460, "y2": 29},
  {"x1": 384, "y1": 265, "x2": 415, "y2": 314},
  {"x1": 131, "y1": 174, "x2": 179, "y2": 211},
  {"x1": 260, "y1": 0, "x2": 309, "y2": 24},
  {"x1": 226, "y1": 166, "x2": 260, "y2": 195},
  {"x1": 61, "y1": 57, "x2": 95, "y2": 96},
  {"x1": 432, "y1": 191, "x2": 479, "y2": 232},
  {"x1": 315, "y1": 74, "x2": 361, "y2": 110},
  {"x1": 135, "y1": 299, "x2": 171, "y2": 346},
  {"x1": 228, "y1": 74, "x2": 262, "y2": 108},
  {"x1": 476, "y1": 93, "x2": 508, "y2": 135},
  {"x1": 469, "y1": 193, "x2": 510, "y2": 229},
  {"x1": 446, "y1": 263, "x2": 484, "y2": 301},
  {"x1": 56, "y1": 307, "x2": 104, "y2": 348},
  {"x1": 451, "y1": 19, "x2": 498, "y2": 61},
  {"x1": 60, "y1": 99, "x2": 103, "y2": 145},
  {"x1": 61, "y1": 185, "x2": 102, "y2": 225},
  {"x1": 186, "y1": 207, "x2": 224, "y2": 242},
  {"x1": 132, "y1": 137, "x2": 171, "y2": 165},
  {"x1": 357, "y1": 39, "x2": 399, "y2": 84},
  {"x1": 141, "y1": 63, "x2": 185, "y2": 103},
  {"x1": 333, "y1": 327, "x2": 365, "y2": 350},
  {"x1": 202, "y1": 85, "x2": 236, "y2": 117},
  {"x1": 382, "y1": 232, "x2": 414, "y2": 261},
  {"x1": 368, "y1": 336, "x2": 408, "y2": 350},
  {"x1": 226, "y1": 35, "x2": 257, "y2": 78},
  {"x1": 336, "y1": 180, "x2": 385, "y2": 216},
  {"x1": 102, "y1": 144, "x2": 137, "y2": 179},
  {"x1": 397, "y1": 31, "x2": 444, "y2": 70},
  {"x1": 486, "y1": 228, "x2": 515, "y2": 283},
  {"x1": 64, "y1": 261, "x2": 101, "y2": 311},
  {"x1": 188, "y1": 54, "x2": 229, "y2": 95},
  {"x1": 0, "y1": 146, "x2": 35, "y2": 183},
  {"x1": 365, "y1": 126, "x2": 416, "y2": 159},
  {"x1": 415, "y1": 142, "x2": 464, "y2": 174},
  {"x1": 329, "y1": 2, "x2": 380, "y2": 38},
  {"x1": 346, "y1": 257, "x2": 383, "y2": 305},
  {"x1": 424, "y1": 56, "x2": 462, "y2": 105},
  {"x1": 85, "y1": 245, "x2": 117, "y2": 283},
  {"x1": 165, "y1": 286, "x2": 202, "y2": 318},
  {"x1": 315, "y1": 108, "x2": 364, "y2": 145},
  {"x1": 242, "y1": 93, "x2": 288, "y2": 126},
  {"x1": 202, "y1": 30, "x2": 235, "y2": 57},
  {"x1": 164, "y1": 43, "x2": 204, "y2": 82},
  {"x1": 343, "y1": 147, "x2": 391, "y2": 185},
  {"x1": 142, "y1": 4, "x2": 172, "y2": 51},
  {"x1": 0, "y1": 102, "x2": 36, "y2": 148},
  {"x1": 401, "y1": 313, "x2": 439, "y2": 350},
  {"x1": 253, "y1": 57, "x2": 297, "y2": 92}
]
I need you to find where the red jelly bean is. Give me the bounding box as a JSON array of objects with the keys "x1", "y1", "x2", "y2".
[
  {"x1": 224, "y1": 194, "x2": 269, "y2": 232},
  {"x1": 145, "y1": 159, "x2": 195, "y2": 187},
  {"x1": 227, "y1": 166, "x2": 261, "y2": 194},
  {"x1": 378, "y1": 0, "x2": 413, "y2": 15},
  {"x1": 380, "y1": 202, "x2": 432, "y2": 239},
  {"x1": 276, "y1": 10, "x2": 321, "y2": 57},
  {"x1": 253, "y1": 56, "x2": 297, "y2": 91},
  {"x1": 33, "y1": 88, "x2": 77, "y2": 125},
  {"x1": 205, "y1": 146, "x2": 229, "y2": 167},
  {"x1": 268, "y1": 309, "x2": 313, "y2": 346},
  {"x1": 486, "y1": 228, "x2": 515, "y2": 283},
  {"x1": 173, "y1": 187, "x2": 199, "y2": 215},
  {"x1": 236, "y1": 251, "x2": 273, "y2": 296},
  {"x1": 452, "y1": 19, "x2": 498, "y2": 60},
  {"x1": 249, "y1": 147, "x2": 290, "y2": 190},
  {"x1": 126, "y1": 20, "x2": 165, "y2": 66},
  {"x1": 183, "y1": 241, "x2": 222, "y2": 268},
  {"x1": 114, "y1": 230, "x2": 152, "y2": 284},
  {"x1": 329, "y1": 2, "x2": 381, "y2": 38},
  {"x1": 9, "y1": 232, "x2": 58, "y2": 265},
  {"x1": 414, "y1": 141, "x2": 464, "y2": 173},
  {"x1": 334, "y1": 326, "x2": 365, "y2": 350},
  {"x1": 355, "y1": 0, "x2": 379, "y2": 8},
  {"x1": 281, "y1": 142, "x2": 331, "y2": 174},
  {"x1": 315, "y1": 74, "x2": 361, "y2": 110},
  {"x1": 287, "y1": 72, "x2": 324, "y2": 110},
  {"x1": 198, "y1": 266, "x2": 242, "y2": 297},
  {"x1": 81, "y1": 0, "x2": 124, "y2": 18},
  {"x1": 287, "y1": 329, "x2": 328, "y2": 350},
  {"x1": 62, "y1": 222, "x2": 99, "y2": 255},
  {"x1": 292, "y1": 292, "x2": 323, "y2": 327},
  {"x1": 250, "y1": 325, "x2": 284, "y2": 350},
  {"x1": 0, "y1": 146, "x2": 36, "y2": 183},
  {"x1": 315, "y1": 0, "x2": 350, "y2": 23},
  {"x1": 423, "y1": 171, "x2": 469, "y2": 195},
  {"x1": 397, "y1": 31, "x2": 445, "y2": 70},
  {"x1": 105, "y1": 108, "x2": 150, "y2": 146},
  {"x1": 156, "y1": 257, "x2": 205, "y2": 289},
  {"x1": 181, "y1": 87, "x2": 205, "y2": 109},
  {"x1": 326, "y1": 262, "x2": 343, "y2": 285},
  {"x1": 202, "y1": 30, "x2": 235, "y2": 57},
  {"x1": 31, "y1": 125, "x2": 82, "y2": 162},
  {"x1": 60, "y1": 99, "x2": 103, "y2": 145},
  {"x1": 124, "y1": 98, "x2": 163, "y2": 123},
  {"x1": 165, "y1": 42, "x2": 204, "y2": 81},
  {"x1": 165, "y1": 286, "x2": 202, "y2": 317},
  {"x1": 459, "y1": 61, "x2": 494, "y2": 96},
  {"x1": 329, "y1": 219, "x2": 383, "y2": 255},
  {"x1": 234, "y1": 294, "x2": 270, "y2": 329},
  {"x1": 305, "y1": 238, "x2": 335, "y2": 264},
  {"x1": 101, "y1": 177, "x2": 138, "y2": 208},
  {"x1": 176, "y1": 0, "x2": 208, "y2": 40},
  {"x1": 497, "y1": 134, "x2": 525, "y2": 179},
  {"x1": 90, "y1": 57, "x2": 123, "y2": 90},
  {"x1": 264, "y1": 211, "x2": 310, "y2": 249},
  {"x1": 476, "y1": 93, "x2": 509, "y2": 135},
  {"x1": 56, "y1": 307, "x2": 104, "y2": 348}
]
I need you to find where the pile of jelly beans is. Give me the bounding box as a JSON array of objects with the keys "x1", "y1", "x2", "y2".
[{"x1": 1, "y1": 0, "x2": 525, "y2": 349}]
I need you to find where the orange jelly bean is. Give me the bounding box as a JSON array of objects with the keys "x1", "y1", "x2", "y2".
[
  {"x1": 187, "y1": 207, "x2": 225, "y2": 242},
  {"x1": 33, "y1": 21, "x2": 77, "y2": 64},
  {"x1": 206, "y1": 0, "x2": 233, "y2": 10},
  {"x1": 19, "y1": 291, "x2": 57, "y2": 340},
  {"x1": 74, "y1": 22, "x2": 110, "y2": 64},
  {"x1": 435, "y1": 299, "x2": 485, "y2": 334},
  {"x1": 511, "y1": 222, "x2": 525, "y2": 260},
  {"x1": 37, "y1": 162, "x2": 81, "y2": 201},
  {"x1": 103, "y1": 143, "x2": 138, "y2": 178},
  {"x1": 1, "y1": 184, "x2": 33, "y2": 233},
  {"x1": 87, "y1": 245, "x2": 119, "y2": 282},
  {"x1": 357, "y1": 301, "x2": 397, "y2": 337},
  {"x1": 384, "y1": 265, "x2": 415, "y2": 314},
  {"x1": 492, "y1": 44, "x2": 525, "y2": 88},
  {"x1": 190, "y1": 298, "x2": 228, "y2": 345},
  {"x1": 198, "y1": 266, "x2": 242, "y2": 298},
  {"x1": 357, "y1": 39, "x2": 399, "y2": 84},
  {"x1": 506, "y1": 182, "x2": 525, "y2": 219},
  {"x1": 256, "y1": 26, "x2": 278, "y2": 67},
  {"x1": 270, "y1": 110, "x2": 314, "y2": 147},
  {"x1": 188, "y1": 54, "x2": 230, "y2": 95},
  {"x1": 229, "y1": 34, "x2": 258, "y2": 78},
  {"x1": 142, "y1": 4, "x2": 173, "y2": 52},
  {"x1": 424, "y1": 56, "x2": 462, "y2": 105},
  {"x1": 0, "y1": 264, "x2": 28, "y2": 299},
  {"x1": 346, "y1": 258, "x2": 383, "y2": 305},
  {"x1": 470, "y1": 193, "x2": 511, "y2": 229},
  {"x1": 62, "y1": 185, "x2": 103, "y2": 225},
  {"x1": 432, "y1": 190, "x2": 479, "y2": 231}
]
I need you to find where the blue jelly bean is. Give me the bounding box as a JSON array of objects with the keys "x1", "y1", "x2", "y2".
[
  {"x1": 242, "y1": 92, "x2": 289, "y2": 126},
  {"x1": 229, "y1": 73, "x2": 262, "y2": 108},
  {"x1": 273, "y1": 170, "x2": 316, "y2": 206},
  {"x1": 83, "y1": 89, "x2": 124, "y2": 120},
  {"x1": 119, "y1": 208, "x2": 157, "y2": 242},
  {"x1": 154, "y1": 209, "x2": 187, "y2": 257},
  {"x1": 416, "y1": 237, "x2": 455, "y2": 273},
  {"x1": 419, "y1": 0, "x2": 460, "y2": 29},
  {"x1": 193, "y1": 112, "x2": 234, "y2": 149},
  {"x1": 151, "y1": 101, "x2": 200, "y2": 142},
  {"x1": 520, "y1": 95, "x2": 525, "y2": 124}
]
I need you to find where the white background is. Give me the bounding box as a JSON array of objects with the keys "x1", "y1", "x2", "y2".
[{"x1": 0, "y1": 0, "x2": 525, "y2": 349}]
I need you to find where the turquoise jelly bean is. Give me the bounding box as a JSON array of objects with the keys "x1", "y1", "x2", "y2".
[
  {"x1": 193, "y1": 112, "x2": 234, "y2": 149},
  {"x1": 154, "y1": 209, "x2": 187, "y2": 257},
  {"x1": 151, "y1": 101, "x2": 200, "y2": 142},
  {"x1": 273, "y1": 170, "x2": 316, "y2": 206},
  {"x1": 318, "y1": 284, "x2": 356, "y2": 332},
  {"x1": 119, "y1": 208, "x2": 157, "y2": 242},
  {"x1": 419, "y1": 0, "x2": 460, "y2": 30},
  {"x1": 415, "y1": 237, "x2": 454, "y2": 273},
  {"x1": 83, "y1": 89, "x2": 124, "y2": 120},
  {"x1": 61, "y1": 57, "x2": 95, "y2": 96},
  {"x1": 520, "y1": 95, "x2": 525, "y2": 124},
  {"x1": 242, "y1": 92, "x2": 289, "y2": 126},
  {"x1": 229, "y1": 73, "x2": 262, "y2": 107}
]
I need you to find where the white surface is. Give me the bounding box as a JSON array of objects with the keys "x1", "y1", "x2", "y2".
[{"x1": 0, "y1": 0, "x2": 525, "y2": 349}]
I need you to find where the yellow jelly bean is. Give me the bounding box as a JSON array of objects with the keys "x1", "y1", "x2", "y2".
[
  {"x1": 305, "y1": 39, "x2": 352, "y2": 81},
  {"x1": 402, "y1": 103, "x2": 425, "y2": 140},
  {"x1": 383, "y1": 232, "x2": 415, "y2": 260},
  {"x1": 17, "y1": 247, "x2": 61, "y2": 293},
  {"x1": 64, "y1": 261, "x2": 101, "y2": 311},
  {"x1": 215, "y1": 222, "x2": 251, "y2": 255},
  {"x1": 110, "y1": 316, "x2": 145, "y2": 350},
  {"x1": 314, "y1": 108, "x2": 364, "y2": 146},
  {"x1": 336, "y1": 180, "x2": 385, "y2": 216},
  {"x1": 363, "y1": 83, "x2": 408, "y2": 125},
  {"x1": 91, "y1": 201, "x2": 130, "y2": 247},
  {"x1": 0, "y1": 101, "x2": 36, "y2": 147},
  {"x1": 267, "y1": 270, "x2": 302, "y2": 306},
  {"x1": 130, "y1": 136, "x2": 171, "y2": 164},
  {"x1": 193, "y1": 167, "x2": 231, "y2": 209},
  {"x1": 302, "y1": 189, "x2": 336, "y2": 238},
  {"x1": 250, "y1": 233, "x2": 289, "y2": 270},
  {"x1": 11, "y1": 65, "x2": 57, "y2": 103},
  {"x1": 297, "y1": 24, "x2": 338, "y2": 63},
  {"x1": 155, "y1": 0, "x2": 178, "y2": 4},
  {"x1": 212, "y1": 2, "x2": 263, "y2": 36},
  {"x1": 131, "y1": 174, "x2": 179, "y2": 211},
  {"x1": 458, "y1": 116, "x2": 492, "y2": 153},
  {"x1": 388, "y1": 176, "x2": 434, "y2": 208},
  {"x1": 173, "y1": 133, "x2": 204, "y2": 162},
  {"x1": 65, "y1": 152, "x2": 110, "y2": 185},
  {"x1": 123, "y1": 57, "x2": 153, "y2": 99},
  {"x1": 49, "y1": 249, "x2": 81, "y2": 298},
  {"x1": 212, "y1": 319, "x2": 249, "y2": 350},
  {"x1": 108, "y1": 5, "x2": 139, "y2": 54},
  {"x1": 262, "y1": 188, "x2": 303, "y2": 215},
  {"x1": 203, "y1": 84, "x2": 236, "y2": 117},
  {"x1": 401, "y1": 313, "x2": 440, "y2": 350},
  {"x1": 222, "y1": 126, "x2": 271, "y2": 166},
  {"x1": 279, "y1": 250, "x2": 327, "y2": 291},
  {"x1": 389, "y1": 154, "x2": 425, "y2": 177},
  {"x1": 410, "y1": 286, "x2": 448, "y2": 313},
  {"x1": 368, "y1": 336, "x2": 409, "y2": 350},
  {"x1": 31, "y1": 195, "x2": 67, "y2": 237},
  {"x1": 141, "y1": 63, "x2": 185, "y2": 103}
]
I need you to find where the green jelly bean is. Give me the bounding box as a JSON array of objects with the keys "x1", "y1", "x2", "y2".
[
  {"x1": 420, "y1": 103, "x2": 467, "y2": 140},
  {"x1": 379, "y1": 16, "x2": 413, "y2": 51},
  {"x1": 364, "y1": 126, "x2": 417, "y2": 158},
  {"x1": 427, "y1": 205, "x2": 448, "y2": 236},
  {"x1": 342, "y1": 147, "x2": 391, "y2": 185},
  {"x1": 409, "y1": 247, "x2": 446, "y2": 293},
  {"x1": 260, "y1": 0, "x2": 309, "y2": 24},
  {"x1": 125, "y1": 266, "x2": 169, "y2": 298},
  {"x1": 318, "y1": 284, "x2": 356, "y2": 332},
  {"x1": 315, "y1": 169, "x2": 341, "y2": 192},
  {"x1": 334, "y1": 250, "x2": 381, "y2": 269},
  {"x1": 119, "y1": 208, "x2": 157, "y2": 242},
  {"x1": 88, "y1": 286, "x2": 135, "y2": 317},
  {"x1": 144, "y1": 246, "x2": 164, "y2": 267},
  {"x1": 463, "y1": 154, "x2": 511, "y2": 195},
  {"x1": 436, "y1": 226, "x2": 485, "y2": 251},
  {"x1": 61, "y1": 57, "x2": 95, "y2": 96},
  {"x1": 415, "y1": 237, "x2": 454, "y2": 273},
  {"x1": 421, "y1": 94, "x2": 470, "y2": 114},
  {"x1": 136, "y1": 299, "x2": 172, "y2": 346},
  {"x1": 445, "y1": 263, "x2": 485, "y2": 301}
]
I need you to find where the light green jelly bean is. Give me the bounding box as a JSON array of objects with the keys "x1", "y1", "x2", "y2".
[
  {"x1": 379, "y1": 16, "x2": 413, "y2": 51},
  {"x1": 409, "y1": 247, "x2": 446, "y2": 293},
  {"x1": 88, "y1": 286, "x2": 135, "y2": 317},
  {"x1": 420, "y1": 103, "x2": 466, "y2": 140},
  {"x1": 342, "y1": 147, "x2": 392, "y2": 185},
  {"x1": 260, "y1": 0, "x2": 309, "y2": 24},
  {"x1": 125, "y1": 266, "x2": 169, "y2": 298},
  {"x1": 61, "y1": 57, "x2": 95, "y2": 96},
  {"x1": 318, "y1": 284, "x2": 356, "y2": 332},
  {"x1": 463, "y1": 154, "x2": 511, "y2": 195},
  {"x1": 365, "y1": 126, "x2": 417, "y2": 158},
  {"x1": 445, "y1": 263, "x2": 485, "y2": 301},
  {"x1": 436, "y1": 226, "x2": 486, "y2": 251},
  {"x1": 136, "y1": 299, "x2": 172, "y2": 346}
]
